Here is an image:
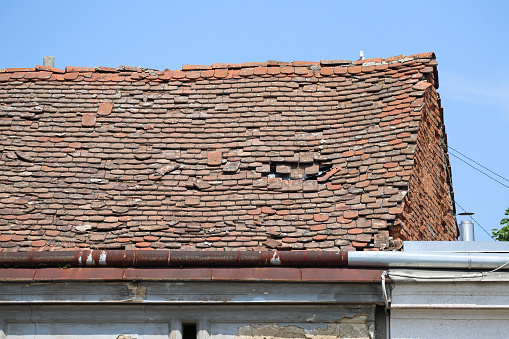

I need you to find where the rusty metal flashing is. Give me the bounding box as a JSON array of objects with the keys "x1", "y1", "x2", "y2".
[{"x1": 0, "y1": 250, "x2": 348, "y2": 268}]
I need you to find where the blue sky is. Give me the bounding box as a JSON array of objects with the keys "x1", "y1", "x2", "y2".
[{"x1": 2, "y1": 0, "x2": 508, "y2": 241}]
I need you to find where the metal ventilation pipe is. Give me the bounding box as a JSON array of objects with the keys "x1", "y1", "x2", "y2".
[
  {"x1": 459, "y1": 220, "x2": 475, "y2": 241},
  {"x1": 43, "y1": 56, "x2": 54, "y2": 68}
]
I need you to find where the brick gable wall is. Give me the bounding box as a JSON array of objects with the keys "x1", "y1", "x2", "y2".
[{"x1": 395, "y1": 86, "x2": 457, "y2": 243}]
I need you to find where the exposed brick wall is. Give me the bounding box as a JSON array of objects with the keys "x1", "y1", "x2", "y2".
[{"x1": 394, "y1": 86, "x2": 457, "y2": 242}]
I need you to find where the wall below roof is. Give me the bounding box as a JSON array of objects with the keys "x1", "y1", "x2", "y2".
[
  {"x1": 390, "y1": 270, "x2": 509, "y2": 339},
  {"x1": 396, "y1": 85, "x2": 457, "y2": 241},
  {"x1": 0, "y1": 282, "x2": 384, "y2": 339},
  {"x1": 1, "y1": 306, "x2": 376, "y2": 339}
]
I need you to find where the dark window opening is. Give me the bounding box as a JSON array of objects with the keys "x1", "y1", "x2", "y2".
[{"x1": 183, "y1": 323, "x2": 197, "y2": 339}]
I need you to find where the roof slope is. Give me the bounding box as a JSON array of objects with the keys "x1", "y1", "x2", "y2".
[{"x1": 0, "y1": 52, "x2": 457, "y2": 252}]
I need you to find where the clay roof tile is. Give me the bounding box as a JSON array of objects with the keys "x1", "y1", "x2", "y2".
[{"x1": 0, "y1": 52, "x2": 455, "y2": 252}]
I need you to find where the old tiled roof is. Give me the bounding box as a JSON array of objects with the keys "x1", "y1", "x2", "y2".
[{"x1": 0, "y1": 52, "x2": 457, "y2": 252}]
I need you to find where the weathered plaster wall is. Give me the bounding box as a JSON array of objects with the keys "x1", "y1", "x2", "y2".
[
  {"x1": 231, "y1": 316, "x2": 371, "y2": 339},
  {"x1": 0, "y1": 305, "x2": 377, "y2": 339}
]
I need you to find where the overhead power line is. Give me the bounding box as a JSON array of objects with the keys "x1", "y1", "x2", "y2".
[
  {"x1": 449, "y1": 146, "x2": 509, "y2": 184},
  {"x1": 448, "y1": 149, "x2": 509, "y2": 190},
  {"x1": 455, "y1": 201, "x2": 493, "y2": 238}
]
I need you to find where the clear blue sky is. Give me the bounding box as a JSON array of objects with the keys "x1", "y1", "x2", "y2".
[{"x1": 2, "y1": 0, "x2": 508, "y2": 241}]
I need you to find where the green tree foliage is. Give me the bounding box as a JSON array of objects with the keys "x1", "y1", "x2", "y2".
[{"x1": 492, "y1": 208, "x2": 509, "y2": 241}]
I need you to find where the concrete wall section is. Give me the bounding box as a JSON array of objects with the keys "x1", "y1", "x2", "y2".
[
  {"x1": 0, "y1": 305, "x2": 377, "y2": 339},
  {"x1": 391, "y1": 309, "x2": 509, "y2": 339},
  {"x1": 390, "y1": 270, "x2": 509, "y2": 339}
]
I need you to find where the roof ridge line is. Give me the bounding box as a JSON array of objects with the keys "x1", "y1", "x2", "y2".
[{"x1": 0, "y1": 52, "x2": 436, "y2": 75}]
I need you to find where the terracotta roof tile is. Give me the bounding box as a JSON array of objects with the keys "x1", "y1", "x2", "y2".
[{"x1": 0, "y1": 52, "x2": 457, "y2": 252}]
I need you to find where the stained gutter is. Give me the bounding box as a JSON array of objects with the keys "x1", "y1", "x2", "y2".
[{"x1": 0, "y1": 250, "x2": 348, "y2": 268}]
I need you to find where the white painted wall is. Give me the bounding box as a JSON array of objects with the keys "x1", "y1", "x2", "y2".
[
  {"x1": 391, "y1": 309, "x2": 509, "y2": 339},
  {"x1": 389, "y1": 270, "x2": 509, "y2": 339}
]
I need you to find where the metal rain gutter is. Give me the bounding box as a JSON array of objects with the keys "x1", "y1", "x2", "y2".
[
  {"x1": 2, "y1": 249, "x2": 509, "y2": 270},
  {"x1": 348, "y1": 251, "x2": 509, "y2": 270},
  {"x1": 0, "y1": 250, "x2": 348, "y2": 268}
]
